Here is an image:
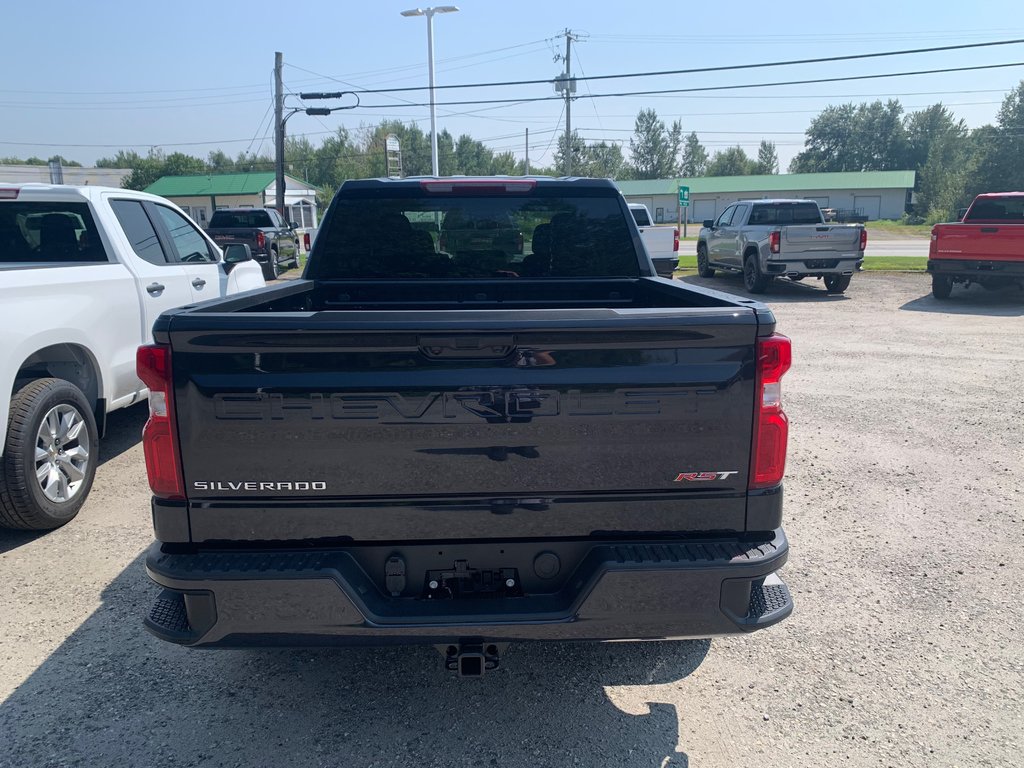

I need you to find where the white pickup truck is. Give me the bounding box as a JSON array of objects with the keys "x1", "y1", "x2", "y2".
[
  {"x1": 628, "y1": 203, "x2": 679, "y2": 277},
  {"x1": 0, "y1": 183, "x2": 265, "y2": 530}
]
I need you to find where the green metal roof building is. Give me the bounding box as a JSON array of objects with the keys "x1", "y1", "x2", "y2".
[
  {"x1": 615, "y1": 170, "x2": 916, "y2": 223},
  {"x1": 145, "y1": 172, "x2": 318, "y2": 230}
]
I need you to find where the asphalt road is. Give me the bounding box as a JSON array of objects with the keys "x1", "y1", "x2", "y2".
[
  {"x1": 1, "y1": 273, "x2": 1022, "y2": 767},
  {"x1": 679, "y1": 236, "x2": 930, "y2": 258}
]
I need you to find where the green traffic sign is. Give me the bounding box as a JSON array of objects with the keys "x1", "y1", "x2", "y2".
[{"x1": 678, "y1": 185, "x2": 690, "y2": 206}]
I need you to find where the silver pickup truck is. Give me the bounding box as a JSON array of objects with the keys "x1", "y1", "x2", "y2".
[{"x1": 697, "y1": 199, "x2": 866, "y2": 294}]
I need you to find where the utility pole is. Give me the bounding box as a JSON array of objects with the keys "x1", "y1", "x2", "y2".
[
  {"x1": 553, "y1": 29, "x2": 581, "y2": 176},
  {"x1": 564, "y1": 29, "x2": 572, "y2": 176},
  {"x1": 525, "y1": 128, "x2": 529, "y2": 175},
  {"x1": 274, "y1": 51, "x2": 285, "y2": 216}
]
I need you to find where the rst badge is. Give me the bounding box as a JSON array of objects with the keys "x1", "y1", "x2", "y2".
[{"x1": 674, "y1": 471, "x2": 739, "y2": 482}]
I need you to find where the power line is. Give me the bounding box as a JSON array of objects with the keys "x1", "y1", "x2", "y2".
[
  {"x1": 535, "y1": 101, "x2": 567, "y2": 167},
  {"x1": 284, "y1": 38, "x2": 552, "y2": 89},
  {"x1": 353, "y1": 61, "x2": 1024, "y2": 109},
  {"x1": 588, "y1": 29, "x2": 1024, "y2": 44},
  {"x1": 243, "y1": 99, "x2": 276, "y2": 159},
  {"x1": 304, "y1": 37, "x2": 1024, "y2": 96}
]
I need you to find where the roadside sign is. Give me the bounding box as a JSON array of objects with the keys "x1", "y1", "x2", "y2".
[{"x1": 678, "y1": 185, "x2": 690, "y2": 207}]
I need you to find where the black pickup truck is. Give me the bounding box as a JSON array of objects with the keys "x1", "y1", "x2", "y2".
[
  {"x1": 139, "y1": 177, "x2": 793, "y2": 675},
  {"x1": 205, "y1": 207, "x2": 299, "y2": 281}
]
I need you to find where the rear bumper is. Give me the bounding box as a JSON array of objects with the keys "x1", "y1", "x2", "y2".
[
  {"x1": 652, "y1": 256, "x2": 680, "y2": 276},
  {"x1": 765, "y1": 256, "x2": 863, "y2": 276},
  {"x1": 928, "y1": 258, "x2": 1024, "y2": 281},
  {"x1": 144, "y1": 529, "x2": 792, "y2": 648}
]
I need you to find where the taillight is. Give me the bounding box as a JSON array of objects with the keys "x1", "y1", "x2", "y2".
[
  {"x1": 769, "y1": 230, "x2": 781, "y2": 254},
  {"x1": 749, "y1": 334, "x2": 791, "y2": 489},
  {"x1": 303, "y1": 232, "x2": 311, "y2": 251},
  {"x1": 859, "y1": 228, "x2": 867, "y2": 251},
  {"x1": 256, "y1": 231, "x2": 266, "y2": 250},
  {"x1": 672, "y1": 228, "x2": 679, "y2": 253},
  {"x1": 137, "y1": 344, "x2": 184, "y2": 500}
]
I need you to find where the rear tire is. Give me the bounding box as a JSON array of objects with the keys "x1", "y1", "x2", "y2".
[
  {"x1": 743, "y1": 253, "x2": 771, "y2": 294},
  {"x1": 696, "y1": 245, "x2": 715, "y2": 278},
  {"x1": 262, "y1": 250, "x2": 280, "y2": 281},
  {"x1": 0, "y1": 378, "x2": 98, "y2": 530},
  {"x1": 824, "y1": 274, "x2": 852, "y2": 294},
  {"x1": 932, "y1": 274, "x2": 953, "y2": 299}
]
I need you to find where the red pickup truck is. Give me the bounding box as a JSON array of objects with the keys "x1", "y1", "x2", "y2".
[{"x1": 929, "y1": 193, "x2": 1024, "y2": 299}]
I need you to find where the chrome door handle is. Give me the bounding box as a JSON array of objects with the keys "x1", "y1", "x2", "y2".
[
  {"x1": 192, "y1": 278, "x2": 207, "y2": 288},
  {"x1": 146, "y1": 282, "x2": 165, "y2": 295}
]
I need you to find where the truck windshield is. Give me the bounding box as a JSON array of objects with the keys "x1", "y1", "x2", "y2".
[
  {"x1": 312, "y1": 191, "x2": 639, "y2": 279},
  {"x1": 0, "y1": 201, "x2": 108, "y2": 265},
  {"x1": 209, "y1": 210, "x2": 274, "y2": 228},
  {"x1": 964, "y1": 197, "x2": 1024, "y2": 222},
  {"x1": 748, "y1": 203, "x2": 823, "y2": 226}
]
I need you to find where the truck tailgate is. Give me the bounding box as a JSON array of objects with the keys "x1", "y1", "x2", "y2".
[
  {"x1": 167, "y1": 309, "x2": 759, "y2": 541},
  {"x1": 783, "y1": 224, "x2": 861, "y2": 255},
  {"x1": 931, "y1": 224, "x2": 1024, "y2": 261}
]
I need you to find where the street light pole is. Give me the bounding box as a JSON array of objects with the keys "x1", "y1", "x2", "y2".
[{"x1": 401, "y1": 6, "x2": 459, "y2": 177}]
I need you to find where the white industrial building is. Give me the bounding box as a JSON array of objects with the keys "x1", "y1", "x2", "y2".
[{"x1": 616, "y1": 170, "x2": 915, "y2": 224}]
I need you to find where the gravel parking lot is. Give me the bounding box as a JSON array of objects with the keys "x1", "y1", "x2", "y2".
[{"x1": 1, "y1": 272, "x2": 1021, "y2": 768}]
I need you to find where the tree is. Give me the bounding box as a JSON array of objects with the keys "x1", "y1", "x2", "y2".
[
  {"x1": 554, "y1": 131, "x2": 587, "y2": 176},
  {"x1": 436, "y1": 129, "x2": 457, "y2": 175},
  {"x1": 789, "y1": 103, "x2": 858, "y2": 172},
  {"x1": 3, "y1": 155, "x2": 81, "y2": 167},
  {"x1": 707, "y1": 146, "x2": 756, "y2": 176},
  {"x1": 790, "y1": 100, "x2": 907, "y2": 172},
  {"x1": 453, "y1": 134, "x2": 494, "y2": 175},
  {"x1": 903, "y1": 104, "x2": 969, "y2": 218},
  {"x1": 491, "y1": 151, "x2": 522, "y2": 175},
  {"x1": 904, "y1": 104, "x2": 966, "y2": 171},
  {"x1": 680, "y1": 132, "x2": 708, "y2": 177},
  {"x1": 207, "y1": 149, "x2": 236, "y2": 173},
  {"x1": 855, "y1": 100, "x2": 907, "y2": 171},
  {"x1": 553, "y1": 132, "x2": 625, "y2": 179},
  {"x1": 96, "y1": 150, "x2": 143, "y2": 169},
  {"x1": 121, "y1": 149, "x2": 170, "y2": 190},
  {"x1": 584, "y1": 141, "x2": 625, "y2": 179},
  {"x1": 755, "y1": 140, "x2": 779, "y2": 174},
  {"x1": 970, "y1": 81, "x2": 1024, "y2": 196},
  {"x1": 628, "y1": 108, "x2": 678, "y2": 179}
]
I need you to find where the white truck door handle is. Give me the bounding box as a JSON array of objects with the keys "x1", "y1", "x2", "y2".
[
  {"x1": 146, "y1": 282, "x2": 165, "y2": 295},
  {"x1": 192, "y1": 278, "x2": 207, "y2": 288}
]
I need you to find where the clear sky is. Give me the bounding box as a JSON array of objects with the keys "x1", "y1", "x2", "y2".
[{"x1": 4, "y1": 0, "x2": 1024, "y2": 171}]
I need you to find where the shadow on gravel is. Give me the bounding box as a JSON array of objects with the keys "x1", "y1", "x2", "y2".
[
  {"x1": 900, "y1": 285, "x2": 1024, "y2": 316},
  {"x1": 678, "y1": 273, "x2": 851, "y2": 303},
  {"x1": 0, "y1": 554, "x2": 709, "y2": 768},
  {"x1": 0, "y1": 529, "x2": 45, "y2": 555},
  {"x1": 99, "y1": 402, "x2": 148, "y2": 466}
]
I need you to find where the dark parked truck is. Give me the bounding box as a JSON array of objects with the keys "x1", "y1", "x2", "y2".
[
  {"x1": 205, "y1": 207, "x2": 299, "y2": 281},
  {"x1": 139, "y1": 177, "x2": 794, "y2": 675},
  {"x1": 928, "y1": 192, "x2": 1024, "y2": 299}
]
